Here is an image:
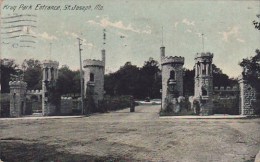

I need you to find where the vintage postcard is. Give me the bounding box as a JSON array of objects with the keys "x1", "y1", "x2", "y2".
[{"x1": 0, "y1": 0, "x2": 260, "y2": 161}]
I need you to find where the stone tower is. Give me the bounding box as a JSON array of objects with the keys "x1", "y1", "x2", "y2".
[
  {"x1": 42, "y1": 60, "x2": 59, "y2": 116},
  {"x1": 194, "y1": 52, "x2": 214, "y2": 115},
  {"x1": 9, "y1": 80, "x2": 27, "y2": 117},
  {"x1": 161, "y1": 46, "x2": 185, "y2": 109},
  {"x1": 83, "y1": 49, "x2": 105, "y2": 108}
]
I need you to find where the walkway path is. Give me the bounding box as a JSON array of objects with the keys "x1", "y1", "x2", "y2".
[{"x1": 1, "y1": 105, "x2": 259, "y2": 162}]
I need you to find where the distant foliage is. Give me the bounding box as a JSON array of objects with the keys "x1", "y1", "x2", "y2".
[
  {"x1": 239, "y1": 49, "x2": 260, "y2": 91},
  {"x1": 1, "y1": 59, "x2": 18, "y2": 93},
  {"x1": 104, "y1": 58, "x2": 161, "y2": 99},
  {"x1": 183, "y1": 65, "x2": 237, "y2": 96},
  {"x1": 56, "y1": 66, "x2": 80, "y2": 97},
  {"x1": 239, "y1": 49, "x2": 260, "y2": 115},
  {"x1": 183, "y1": 68, "x2": 195, "y2": 96},
  {"x1": 212, "y1": 64, "x2": 238, "y2": 88},
  {"x1": 22, "y1": 59, "x2": 42, "y2": 90}
]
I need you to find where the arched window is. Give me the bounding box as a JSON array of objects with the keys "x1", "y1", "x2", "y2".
[
  {"x1": 90, "y1": 73, "x2": 94, "y2": 82},
  {"x1": 202, "y1": 87, "x2": 207, "y2": 96},
  {"x1": 170, "y1": 70, "x2": 175, "y2": 80},
  {"x1": 202, "y1": 62, "x2": 206, "y2": 75}
]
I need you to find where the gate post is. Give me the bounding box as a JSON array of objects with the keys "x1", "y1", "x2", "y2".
[
  {"x1": 238, "y1": 75, "x2": 257, "y2": 115},
  {"x1": 9, "y1": 81, "x2": 27, "y2": 117}
]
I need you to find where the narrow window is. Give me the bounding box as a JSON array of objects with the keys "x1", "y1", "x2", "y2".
[
  {"x1": 202, "y1": 87, "x2": 207, "y2": 96},
  {"x1": 90, "y1": 73, "x2": 94, "y2": 82},
  {"x1": 170, "y1": 70, "x2": 175, "y2": 80},
  {"x1": 202, "y1": 63, "x2": 206, "y2": 75}
]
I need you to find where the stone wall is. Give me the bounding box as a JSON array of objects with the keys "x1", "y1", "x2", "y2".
[
  {"x1": 60, "y1": 97, "x2": 73, "y2": 115},
  {"x1": 238, "y1": 76, "x2": 257, "y2": 115}
]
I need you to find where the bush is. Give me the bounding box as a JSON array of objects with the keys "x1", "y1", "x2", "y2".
[
  {"x1": 1, "y1": 101, "x2": 10, "y2": 117},
  {"x1": 213, "y1": 98, "x2": 239, "y2": 115},
  {"x1": 0, "y1": 93, "x2": 10, "y2": 117},
  {"x1": 98, "y1": 95, "x2": 132, "y2": 112},
  {"x1": 159, "y1": 98, "x2": 194, "y2": 116}
]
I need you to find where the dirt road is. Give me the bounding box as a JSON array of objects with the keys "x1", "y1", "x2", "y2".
[{"x1": 0, "y1": 105, "x2": 260, "y2": 162}]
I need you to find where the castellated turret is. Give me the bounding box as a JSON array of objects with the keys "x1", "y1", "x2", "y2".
[
  {"x1": 194, "y1": 52, "x2": 213, "y2": 99},
  {"x1": 42, "y1": 60, "x2": 59, "y2": 116},
  {"x1": 194, "y1": 52, "x2": 214, "y2": 115},
  {"x1": 9, "y1": 81, "x2": 27, "y2": 117},
  {"x1": 161, "y1": 48, "x2": 185, "y2": 109},
  {"x1": 83, "y1": 50, "x2": 105, "y2": 107}
]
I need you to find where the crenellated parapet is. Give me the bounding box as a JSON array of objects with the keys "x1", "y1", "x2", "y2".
[
  {"x1": 214, "y1": 86, "x2": 239, "y2": 92},
  {"x1": 83, "y1": 59, "x2": 105, "y2": 67},
  {"x1": 161, "y1": 56, "x2": 185, "y2": 65},
  {"x1": 42, "y1": 60, "x2": 59, "y2": 82},
  {"x1": 42, "y1": 60, "x2": 59, "y2": 68},
  {"x1": 195, "y1": 52, "x2": 214, "y2": 62},
  {"x1": 9, "y1": 81, "x2": 27, "y2": 88},
  {"x1": 27, "y1": 90, "x2": 43, "y2": 95}
]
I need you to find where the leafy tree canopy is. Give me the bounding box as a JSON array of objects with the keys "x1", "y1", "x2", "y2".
[{"x1": 239, "y1": 49, "x2": 260, "y2": 91}]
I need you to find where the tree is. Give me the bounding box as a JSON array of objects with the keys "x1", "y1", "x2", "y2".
[
  {"x1": 104, "y1": 58, "x2": 162, "y2": 99},
  {"x1": 212, "y1": 64, "x2": 237, "y2": 87},
  {"x1": 0, "y1": 59, "x2": 18, "y2": 93},
  {"x1": 240, "y1": 49, "x2": 260, "y2": 114},
  {"x1": 252, "y1": 14, "x2": 260, "y2": 31},
  {"x1": 183, "y1": 68, "x2": 195, "y2": 96},
  {"x1": 239, "y1": 49, "x2": 260, "y2": 91},
  {"x1": 140, "y1": 57, "x2": 161, "y2": 98},
  {"x1": 56, "y1": 66, "x2": 80, "y2": 97},
  {"x1": 22, "y1": 59, "x2": 42, "y2": 90},
  {"x1": 114, "y1": 62, "x2": 140, "y2": 97}
]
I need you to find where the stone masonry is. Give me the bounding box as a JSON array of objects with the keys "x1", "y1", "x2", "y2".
[
  {"x1": 9, "y1": 81, "x2": 27, "y2": 117},
  {"x1": 83, "y1": 49, "x2": 105, "y2": 107},
  {"x1": 160, "y1": 46, "x2": 185, "y2": 109},
  {"x1": 238, "y1": 75, "x2": 257, "y2": 115},
  {"x1": 42, "y1": 60, "x2": 59, "y2": 116},
  {"x1": 194, "y1": 52, "x2": 214, "y2": 115}
]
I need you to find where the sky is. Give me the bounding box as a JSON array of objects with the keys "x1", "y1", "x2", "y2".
[{"x1": 1, "y1": 0, "x2": 260, "y2": 77}]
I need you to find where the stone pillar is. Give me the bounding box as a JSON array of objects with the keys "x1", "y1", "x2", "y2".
[
  {"x1": 9, "y1": 81, "x2": 27, "y2": 117},
  {"x1": 48, "y1": 68, "x2": 51, "y2": 81},
  {"x1": 238, "y1": 76, "x2": 257, "y2": 115},
  {"x1": 43, "y1": 68, "x2": 46, "y2": 81}
]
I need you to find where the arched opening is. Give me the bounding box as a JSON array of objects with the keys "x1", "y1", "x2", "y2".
[
  {"x1": 170, "y1": 70, "x2": 175, "y2": 80},
  {"x1": 202, "y1": 62, "x2": 207, "y2": 75},
  {"x1": 51, "y1": 67, "x2": 54, "y2": 80},
  {"x1": 90, "y1": 73, "x2": 94, "y2": 82},
  {"x1": 202, "y1": 87, "x2": 207, "y2": 96}
]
